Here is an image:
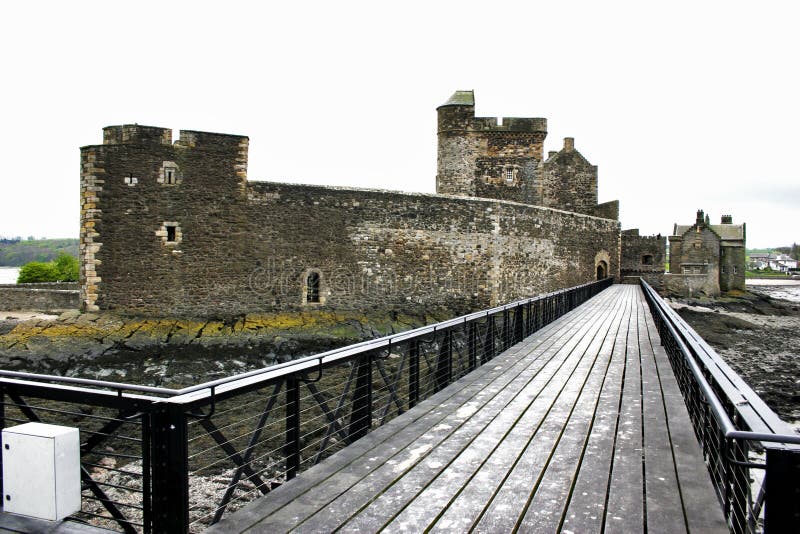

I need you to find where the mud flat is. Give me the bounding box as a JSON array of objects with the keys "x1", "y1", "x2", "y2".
[{"x1": 670, "y1": 280, "x2": 800, "y2": 430}]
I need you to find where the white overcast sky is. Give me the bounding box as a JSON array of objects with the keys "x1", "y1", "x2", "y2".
[{"x1": 1, "y1": 0, "x2": 797, "y2": 249}]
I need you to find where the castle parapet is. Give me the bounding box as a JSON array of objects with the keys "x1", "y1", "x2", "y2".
[
  {"x1": 103, "y1": 125, "x2": 172, "y2": 146},
  {"x1": 473, "y1": 116, "x2": 547, "y2": 133},
  {"x1": 175, "y1": 130, "x2": 249, "y2": 151}
]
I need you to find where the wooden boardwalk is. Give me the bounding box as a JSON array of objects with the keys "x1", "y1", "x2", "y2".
[{"x1": 208, "y1": 285, "x2": 727, "y2": 533}]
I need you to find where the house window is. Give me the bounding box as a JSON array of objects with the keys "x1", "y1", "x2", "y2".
[
  {"x1": 306, "y1": 271, "x2": 320, "y2": 303},
  {"x1": 693, "y1": 242, "x2": 702, "y2": 249},
  {"x1": 642, "y1": 255, "x2": 654, "y2": 265},
  {"x1": 505, "y1": 168, "x2": 514, "y2": 182},
  {"x1": 166, "y1": 225, "x2": 177, "y2": 242}
]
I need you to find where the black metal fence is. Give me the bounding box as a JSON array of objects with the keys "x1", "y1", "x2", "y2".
[
  {"x1": 640, "y1": 279, "x2": 800, "y2": 534},
  {"x1": 0, "y1": 277, "x2": 612, "y2": 533}
]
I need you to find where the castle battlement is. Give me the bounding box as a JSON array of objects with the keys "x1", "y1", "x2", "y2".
[{"x1": 78, "y1": 92, "x2": 621, "y2": 318}]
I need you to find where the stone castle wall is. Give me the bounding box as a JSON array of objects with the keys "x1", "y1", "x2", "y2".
[
  {"x1": 620, "y1": 230, "x2": 666, "y2": 274},
  {"x1": 81, "y1": 126, "x2": 620, "y2": 318},
  {"x1": 0, "y1": 283, "x2": 79, "y2": 311}
]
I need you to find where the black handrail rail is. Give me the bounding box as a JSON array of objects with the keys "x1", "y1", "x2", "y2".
[
  {"x1": 640, "y1": 280, "x2": 800, "y2": 445},
  {"x1": 640, "y1": 278, "x2": 800, "y2": 533},
  {"x1": 0, "y1": 277, "x2": 613, "y2": 533}
]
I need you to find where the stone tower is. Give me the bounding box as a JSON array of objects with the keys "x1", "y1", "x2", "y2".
[{"x1": 436, "y1": 90, "x2": 547, "y2": 204}]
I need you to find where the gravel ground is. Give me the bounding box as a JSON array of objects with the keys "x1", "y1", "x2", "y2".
[{"x1": 670, "y1": 281, "x2": 800, "y2": 431}]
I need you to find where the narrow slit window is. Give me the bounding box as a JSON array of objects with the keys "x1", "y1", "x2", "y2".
[
  {"x1": 166, "y1": 225, "x2": 176, "y2": 242},
  {"x1": 306, "y1": 272, "x2": 320, "y2": 303},
  {"x1": 165, "y1": 167, "x2": 177, "y2": 184}
]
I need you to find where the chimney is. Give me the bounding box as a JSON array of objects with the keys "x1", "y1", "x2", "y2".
[
  {"x1": 721, "y1": 215, "x2": 733, "y2": 224},
  {"x1": 696, "y1": 209, "x2": 704, "y2": 226},
  {"x1": 564, "y1": 137, "x2": 574, "y2": 151},
  {"x1": 548, "y1": 151, "x2": 557, "y2": 159}
]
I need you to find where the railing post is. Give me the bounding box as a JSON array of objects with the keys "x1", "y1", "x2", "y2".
[
  {"x1": 435, "y1": 329, "x2": 453, "y2": 392},
  {"x1": 467, "y1": 322, "x2": 477, "y2": 371},
  {"x1": 502, "y1": 309, "x2": 511, "y2": 350},
  {"x1": 764, "y1": 447, "x2": 800, "y2": 532},
  {"x1": 150, "y1": 403, "x2": 189, "y2": 534},
  {"x1": 525, "y1": 301, "x2": 532, "y2": 335},
  {"x1": 285, "y1": 376, "x2": 301, "y2": 479},
  {"x1": 409, "y1": 340, "x2": 420, "y2": 408},
  {"x1": 484, "y1": 315, "x2": 495, "y2": 363},
  {"x1": 349, "y1": 353, "x2": 373, "y2": 443}
]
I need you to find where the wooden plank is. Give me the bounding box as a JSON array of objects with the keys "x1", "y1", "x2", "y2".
[
  {"x1": 514, "y1": 286, "x2": 634, "y2": 533},
  {"x1": 561, "y1": 286, "x2": 634, "y2": 533},
  {"x1": 465, "y1": 288, "x2": 629, "y2": 533},
  {"x1": 604, "y1": 287, "x2": 645, "y2": 533},
  {"x1": 207, "y1": 286, "x2": 728, "y2": 534},
  {"x1": 636, "y1": 287, "x2": 687, "y2": 534},
  {"x1": 297, "y1": 291, "x2": 617, "y2": 532},
  {"x1": 641, "y1": 293, "x2": 728, "y2": 533},
  {"x1": 241, "y1": 290, "x2": 615, "y2": 532},
  {"x1": 207, "y1": 297, "x2": 599, "y2": 533}
]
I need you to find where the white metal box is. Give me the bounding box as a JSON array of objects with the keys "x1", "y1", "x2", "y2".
[{"x1": 2, "y1": 422, "x2": 81, "y2": 521}]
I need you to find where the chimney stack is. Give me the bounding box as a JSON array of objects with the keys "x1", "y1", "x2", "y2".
[
  {"x1": 721, "y1": 215, "x2": 733, "y2": 224},
  {"x1": 696, "y1": 209, "x2": 705, "y2": 226},
  {"x1": 564, "y1": 137, "x2": 574, "y2": 151}
]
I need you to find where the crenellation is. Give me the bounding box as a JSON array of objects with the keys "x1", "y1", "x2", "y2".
[{"x1": 79, "y1": 92, "x2": 622, "y2": 318}]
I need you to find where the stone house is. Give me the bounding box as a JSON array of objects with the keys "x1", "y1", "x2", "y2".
[{"x1": 667, "y1": 210, "x2": 746, "y2": 295}]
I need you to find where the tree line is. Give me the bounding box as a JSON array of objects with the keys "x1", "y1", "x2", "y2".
[{"x1": 0, "y1": 238, "x2": 78, "y2": 266}]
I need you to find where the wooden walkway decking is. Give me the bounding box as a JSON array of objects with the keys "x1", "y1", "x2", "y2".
[{"x1": 208, "y1": 285, "x2": 728, "y2": 533}]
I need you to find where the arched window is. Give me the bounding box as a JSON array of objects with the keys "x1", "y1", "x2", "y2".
[{"x1": 306, "y1": 271, "x2": 320, "y2": 303}]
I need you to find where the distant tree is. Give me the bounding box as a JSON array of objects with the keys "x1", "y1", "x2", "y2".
[
  {"x1": 16, "y1": 253, "x2": 78, "y2": 283},
  {"x1": 54, "y1": 253, "x2": 79, "y2": 281},
  {"x1": 792, "y1": 242, "x2": 799, "y2": 260},
  {"x1": 17, "y1": 262, "x2": 59, "y2": 283}
]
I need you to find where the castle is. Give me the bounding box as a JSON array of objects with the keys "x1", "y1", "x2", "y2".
[{"x1": 78, "y1": 91, "x2": 737, "y2": 318}]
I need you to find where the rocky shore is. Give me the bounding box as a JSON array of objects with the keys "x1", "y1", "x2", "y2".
[
  {"x1": 2, "y1": 283, "x2": 798, "y2": 430},
  {"x1": 670, "y1": 282, "x2": 800, "y2": 429},
  {"x1": 0, "y1": 309, "x2": 444, "y2": 388}
]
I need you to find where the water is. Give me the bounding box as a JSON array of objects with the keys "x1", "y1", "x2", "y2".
[
  {"x1": 746, "y1": 279, "x2": 800, "y2": 303},
  {"x1": 0, "y1": 267, "x2": 20, "y2": 284}
]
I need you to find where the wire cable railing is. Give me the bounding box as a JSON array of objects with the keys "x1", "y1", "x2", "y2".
[
  {"x1": 0, "y1": 278, "x2": 612, "y2": 533},
  {"x1": 640, "y1": 278, "x2": 800, "y2": 534}
]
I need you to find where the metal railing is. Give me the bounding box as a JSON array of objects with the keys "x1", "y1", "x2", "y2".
[
  {"x1": 0, "y1": 277, "x2": 612, "y2": 533},
  {"x1": 640, "y1": 279, "x2": 800, "y2": 533}
]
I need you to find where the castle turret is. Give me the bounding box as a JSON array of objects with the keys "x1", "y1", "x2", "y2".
[{"x1": 436, "y1": 90, "x2": 547, "y2": 203}]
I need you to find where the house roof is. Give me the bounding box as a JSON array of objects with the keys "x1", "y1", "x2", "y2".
[{"x1": 674, "y1": 223, "x2": 745, "y2": 241}]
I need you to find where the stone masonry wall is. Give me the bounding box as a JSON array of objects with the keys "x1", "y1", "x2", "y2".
[
  {"x1": 620, "y1": 230, "x2": 666, "y2": 275},
  {"x1": 0, "y1": 283, "x2": 79, "y2": 311},
  {"x1": 539, "y1": 138, "x2": 598, "y2": 215},
  {"x1": 82, "y1": 127, "x2": 620, "y2": 318}
]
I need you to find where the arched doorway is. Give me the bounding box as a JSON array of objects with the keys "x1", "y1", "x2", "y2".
[{"x1": 596, "y1": 261, "x2": 608, "y2": 280}]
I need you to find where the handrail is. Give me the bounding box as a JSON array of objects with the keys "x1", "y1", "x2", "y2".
[
  {"x1": 0, "y1": 279, "x2": 606, "y2": 402},
  {"x1": 639, "y1": 279, "x2": 800, "y2": 446},
  {"x1": 166, "y1": 280, "x2": 604, "y2": 402}
]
